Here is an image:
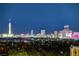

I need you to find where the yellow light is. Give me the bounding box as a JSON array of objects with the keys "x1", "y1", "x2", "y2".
[
  {"x1": 2, "y1": 34, "x2": 8, "y2": 37},
  {"x1": 8, "y1": 34, "x2": 14, "y2": 37},
  {"x1": 2, "y1": 34, "x2": 14, "y2": 37}
]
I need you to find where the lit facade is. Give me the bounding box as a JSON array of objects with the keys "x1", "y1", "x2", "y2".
[
  {"x1": 2, "y1": 33, "x2": 14, "y2": 38},
  {"x1": 70, "y1": 46, "x2": 79, "y2": 56},
  {"x1": 0, "y1": 19, "x2": 79, "y2": 39},
  {"x1": 31, "y1": 30, "x2": 34, "y2": 35},
  {"x1": 57, "y1": 25, "x2": 73, "y2": 39},
  {"x1": 53, "y1": 31, "x2": 58, "y2": 38},
  {"x1": 72, "y1": 32, "x2": 79, "y2": 39},
  {"x1": 58, "y1": 31, "x2": 63, "y2": 38},
  {"x1": 41, "y1": 30, "x2": 46, "y2": 35}
]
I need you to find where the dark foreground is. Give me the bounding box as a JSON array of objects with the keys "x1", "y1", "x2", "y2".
[{"x1": 0, "y1": 38, "x2": 79, "y2": 56}]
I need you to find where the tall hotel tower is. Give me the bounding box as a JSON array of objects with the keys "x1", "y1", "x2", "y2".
[
  {"x1": 2, "y1": 19, "x2": 13, "y2": 38},
  {"x1": 8, "y1": 19, "x2": 12, "y2": 35}
]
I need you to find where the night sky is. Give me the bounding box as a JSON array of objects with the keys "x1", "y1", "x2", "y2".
[{"x1": 0, "y1": 3, "x2": 79, "y2": 34}]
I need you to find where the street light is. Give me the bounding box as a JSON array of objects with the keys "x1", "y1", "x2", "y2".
[{"x1": 60, "y1": 51, "x2": 63, "y2": 56}]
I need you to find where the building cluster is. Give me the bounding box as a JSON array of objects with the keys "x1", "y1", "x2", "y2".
[
  {"x1": 26, "y1": 25, "x2": 79, "y2": 39},
  {"x1": 49, "y1": 25, "x2": 79, "y2": 39},
  {"x1": 54, "y1": 25, "x2": 79, "y2": 39},
  {"x1": 0, "y1": 19, "x2": 79, "y2": 39},
  {"x1": 52, "y1": 25, "x2": 73, "y2": 39},
  {"x1": 34, "y1": 25, "x2": 73, "y2": 39},
  {"x1": 30, "y1": 25, "x2": 79, "y2": 39}
]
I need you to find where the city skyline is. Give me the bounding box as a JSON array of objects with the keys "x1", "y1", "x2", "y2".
[
  {"x1": 0, "y1": 19, "x2": 71, "y2": 34},
  {"x1": 0, "y1": 4, "x2": 79, "y2": 34},
  {"x1": 0, "y1": 19, "x2": 78, "y2": 39},
  {"x1": 0, "y1": 18, "x2": 71, "y2": 34},
  {"x1": 0, "y1": 3, "x2": 79, "y2": 56}
]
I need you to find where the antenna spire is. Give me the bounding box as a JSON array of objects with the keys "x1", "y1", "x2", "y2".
[{"x1": 9, "y1": 18, "x2": 11, "y2": 22}]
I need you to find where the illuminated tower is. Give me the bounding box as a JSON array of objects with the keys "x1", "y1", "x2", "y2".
[
  {"x1": 2, "y1": 19, "x2": 13, "y2": 38},
  {"x1": 31, "y1": 30, "x2": 34, "y2": 35},
  {"x1": 8, "y1": 19, "x2": 12, "y2": 34}
]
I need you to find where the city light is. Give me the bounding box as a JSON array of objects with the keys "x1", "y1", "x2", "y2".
[
  {"x1": 0, "y1": 19, "x2": 79, "y2": 56},
  {"x1": 0, "y1": 19, "x2": 79, "y2": 40},
  {"x1": 72, "y1": 32, "x2": 79, "y2": 39}
]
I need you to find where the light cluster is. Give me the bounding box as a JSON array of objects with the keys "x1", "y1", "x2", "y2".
[{"x1": 0, "y1": 19, "x2": 79, "y2": 39}]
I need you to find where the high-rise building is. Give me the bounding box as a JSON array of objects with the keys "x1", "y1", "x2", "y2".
[
  {"x1": 2, "y1": 19, "x2": 13, "y2": 37},
  {"x1": 62, "y1": 25, "x2": 70, "y2": 38},
  {"x1": 31, "y1": 30, "x2": 34, "y2": 35},
  {"x1": 64, "y1": 25, "x2": 69, "y2": 32},
  {"x1": 40, "y1": 30, "x2": 46, "y2": 35},
  {"x1": 65, "y1": 30, "x2": 73, "y2": 38},
  {"x1": 58, "y1": 31, "x2": 63, "y2": 38},
  {"x1": 53, "y1": 31, "x2": 58, "y2": 38},
  {"x1": 72, "y1": 32, "x2": 79, "y2": 39}
]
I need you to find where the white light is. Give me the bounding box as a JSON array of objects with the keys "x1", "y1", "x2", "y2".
[
  {"x1": 64, "y1": 25, "x2": 69, "y2": 28},
  {"x1": 9, "y1": 19, "x2": 12, "y2": 34},
  {"x1": 2, "y1": 34, "x2": 14, "y2": 37}
]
